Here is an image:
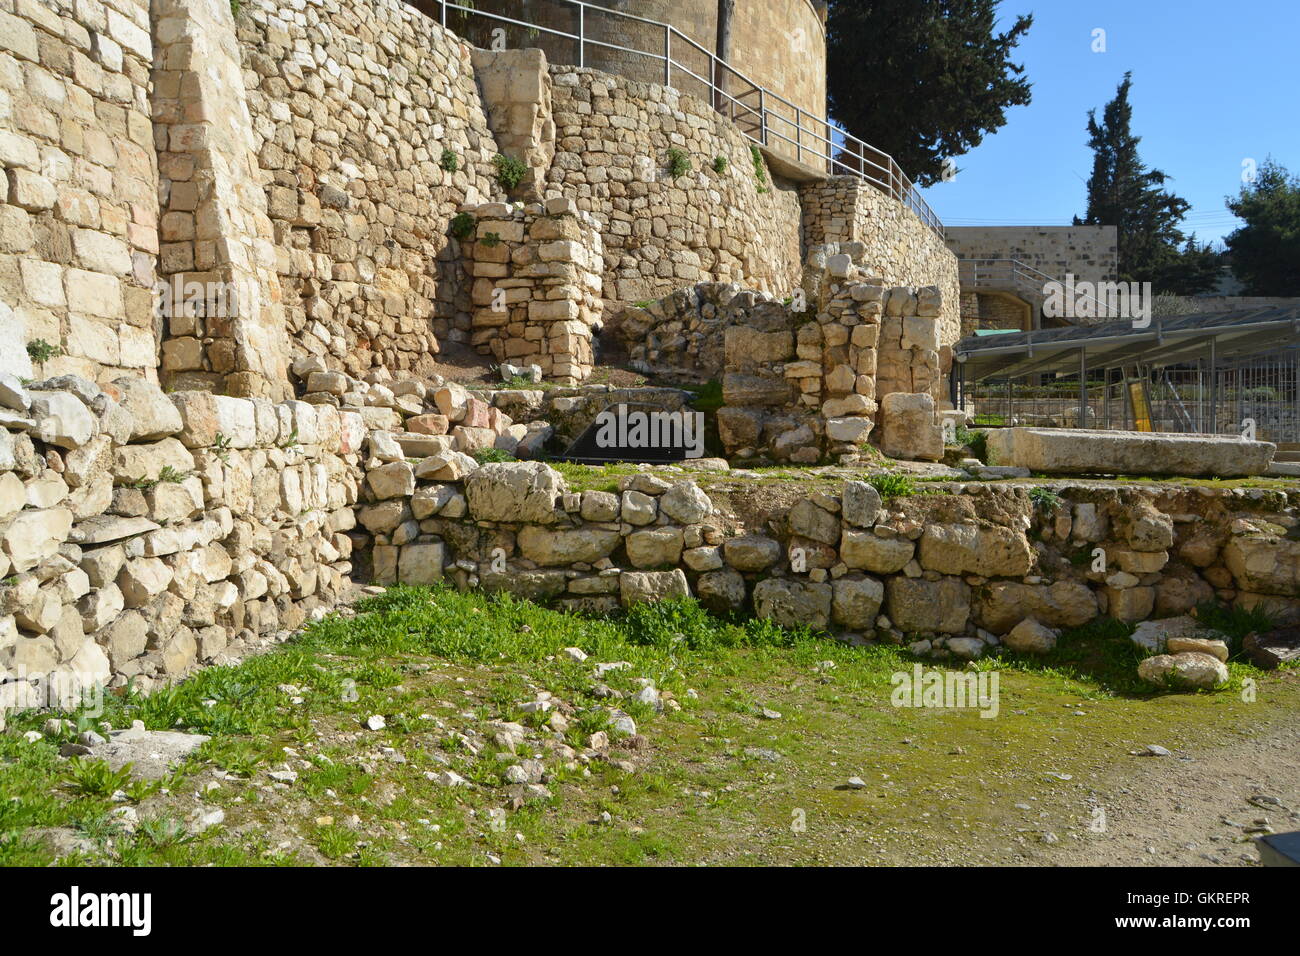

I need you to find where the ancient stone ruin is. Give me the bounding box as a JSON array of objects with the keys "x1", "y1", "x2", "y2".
[{"x1": 0, "y1": 0, "x2": 1292, "y2": 715}]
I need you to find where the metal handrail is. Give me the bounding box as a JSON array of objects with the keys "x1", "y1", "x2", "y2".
[
  {"x1": 435, "y1": 0, "x2": 944, "y2": 238},
  {"x1": 958, "y1": 257, "x2": 1125, "y2": 323}
]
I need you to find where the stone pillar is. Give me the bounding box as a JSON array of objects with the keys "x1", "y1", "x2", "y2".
[{"x1": 151, "y1": 0, "x2": 289, "y2": 399}]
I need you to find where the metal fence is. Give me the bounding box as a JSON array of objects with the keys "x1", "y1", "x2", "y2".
[
  {"x1": 432, "y1": 0, "x2": 944, "y2": 237},
  {"x1": 958, "y1": 349, "x2": 1300, "y2": 443}
]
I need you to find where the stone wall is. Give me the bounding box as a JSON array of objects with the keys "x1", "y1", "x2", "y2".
[
  {"x1": 346, "y1": 457, "x2": 1300, "y2": 666},
  {"x1": 237, "y1": 0, "x2": 504, "y2": 377},
  {"x1": 462, "y1": 196, "x2": 603, "y2": 385},
  {"x1": 0, "y1": 0, "x2": 159, "y2": 383},
  {"x1": 153, "y1": 0, "x2": 290, "y2": 399},
  {"x1": 801, "y1": 177, "x2": 961, "y2": 346},
  {"x1": 451, "y1": 0, "x2": 829, "y2": 141},
  {"x1": 0, "y1": 368, "x2": 362, "y2": 711},
  {"x1": 612, "y1": 249, "x2": 945, "y2": 465},
  {"x1": 547, "y1": 65, "x2": 804, "y2": 303},
  {"x1": 944, "y1": 225, "x2": 1119, "y2": 287}
]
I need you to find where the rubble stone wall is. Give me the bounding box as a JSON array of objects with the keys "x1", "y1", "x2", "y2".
[
  {"x1": 611, "y1": 249, "x2": 945, "y2": 464},
  {"x1": 154, "y1": 0, "x2": 290, "y2": 400},
  {"x1": 348, "y1": 458, "x2": 1300, "y2": 655},
  {"x1": 801, "y1": 177, "x2": 961, "y2": 347},
  {"x1": 236, "y1": 0, "x2": 504, "y2": 378},
  {"x1": 462, "y1": 197, "x2": 603, "y2": 385},
  {"x1": 0, "y1": 0, "x2": 159, "y2": 383},
  {"x1": 0, "y1": 368, "x2": 363, "y2": 712},
  {"x1": 547, "y1": 65, "x2": 805, "y2": 304}
]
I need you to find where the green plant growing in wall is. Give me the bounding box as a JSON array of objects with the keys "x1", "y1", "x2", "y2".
[
  {"x1": 26, "y1": 339, "x2": 60, "y2": 364},
  {"x1": 230, "y1": 0, "x2": 245, "y2": 17},
  {"x1": 667, "y1": 148, "x2": 691, "y2": 179},
  {"x1": 492, "y1": 154, "x2": 528, "y2": 191},
  {"x1": 751, "y1": 145, "x2": 769, "y2": 193},
  {"x1": 712, "y1": 155, "x2": 728, "y2": 174},
  {"x1": 449, "y1": 212, "x2": 476, "y2": 241},
  {"x1": 440, "y1": 148, "x2": 460, "y2": 173},
  {"x1": 481, "y1": 232, "x2": 502, "y2": 248}
]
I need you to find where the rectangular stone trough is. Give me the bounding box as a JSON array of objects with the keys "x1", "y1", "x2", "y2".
[{"x1": 985, "y1": 427, "x2": 1276, "y2": 478}]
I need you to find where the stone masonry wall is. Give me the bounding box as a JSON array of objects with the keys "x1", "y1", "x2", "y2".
[
  {"x1": 153, "y1": 0, "x2": 290, "y2": 400},
  {"x1": 237, "y1": 0, "x2": 504, "y2": 378},
  {"x1": 612, "y1": 249, "x2": 945, "y2": 465},
  {"x1": 462, "y1": 196, "x2": 603, "y2": 385},
  {"x1": 802, "y1": 177, "x2": 961, "y2": 347},
  {"x1": 0, "y1": 0, "x2": 159, "y2": 383},
  {"x1": 0, "y1": 366, "x2": 362, "y2": 712},
  {"x1": 547, "y1": 65, "x2": 804, "y2": 304},
  {"x1": 348, "y1": 457, "x2": 1300, "y2": 667}
]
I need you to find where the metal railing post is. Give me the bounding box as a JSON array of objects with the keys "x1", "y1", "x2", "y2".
[
  {"x1": 665, "y1": 26, "x2": 671, "y2": 86},
  {"x1": 759, "y1": 87, "x2": 766, "y2": 144},
  {"x1": 578, "y1": 4, "x2": 584, "y2": 67},
  {"x1": 441, "y1": 0, "x2": 446, "y2": 27}
]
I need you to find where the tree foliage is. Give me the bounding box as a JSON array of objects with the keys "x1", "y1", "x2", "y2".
[
  {"x1": 825, "y1": 0, "x2": 1033, "y2": 187},
  {"x1": 1225, "y1": 159, "x2": 1300, "y2": 296},
  {"x1": 1075, "y1": 72, "x2": 1198, "y2": 290}
]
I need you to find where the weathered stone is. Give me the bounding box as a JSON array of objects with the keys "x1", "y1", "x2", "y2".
[
  {"x1": 367, "y1": 461, "x2": 416, "y2": 500},
  {"x1": 696, "y1": 568, "x2": 746, "y2": 613},
  {"x1": 885, "y1": 576, "x2": 970, "y2": 634},
  {"x1": 1003, "y1": 618, "x2": 1057, "y2": 655},
  {"x1": 841, "y1": 481, "x2": 882, "y2": 528},
  {"x1": 787, "y1": 499, "x2": 840, "y2": 546},
  {"x1": 879, "y1": 392, "x2": 942, "y2": 462},
  {"x1": 113, "y1": 377, "x2": 182, "y2": 441},
  {"x1": 518, "y1": 526, "x2": 621, "y2": 566},
  {"x1": 977, "y1": 581, "x2": 1098, "y2": 634},
  {"x1": 620, "y1": 569, "x2": 689, "y2": 606},
  {"x1": 1137, "y1": 651, "x2": 1229, "y2": 689},
  {"x1": 659, "y1": 482, "x2": 712, "y2": 524},
  {"x1": 986, "y1": 427, "x2": 1275, "y2": 477},
  {"x1": 3, "y1": 507, "x2": 72, "y2": 572},
  {"x1": 398, "y1": 542, "x2": 444, "y2": 585},
  {"x1": 753, "y1": 578, "x2": 831, "y2": 629},
  {"x1": 841, "y1": 530, "x2": 913, "y2": 574},
  {"x1": 832, "y1": 576, "x2": 884, "y2": 629},
  {"x1": 918, "y1": 523, "x2": 1032, "y2": 577},
  {"x1": 723, "y1": 535, "x2": 781, "y2": 572},
  {"x1": 626, "y1": 527, "x2": 684, "y2": 568},
  {"x1": 464, "y1": 462, "x2": 565, "y2": 523}
]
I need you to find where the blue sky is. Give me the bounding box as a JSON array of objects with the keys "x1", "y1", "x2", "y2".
[{"x1": 916, "y1": 0, "x2": 1300, "y2": 246}]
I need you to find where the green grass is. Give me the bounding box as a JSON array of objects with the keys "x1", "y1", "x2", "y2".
[{"x1": 1, "y1": 586, "x2": 1293, "y2": 867}]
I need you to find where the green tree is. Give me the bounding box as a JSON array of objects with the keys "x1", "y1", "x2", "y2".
[
  {"x1": 1075, "y1": 73, "x2": 1192, "y2": 285},
  {"x1": 1150, "y1": 236, "x2": 1223, "y2": 297},
  {"x1": 825, "y1": 0, "x2": 1033, "y2": 187},
  {"x1": 1225, "y1": 159, "x2": 1300, "y2": 295}
]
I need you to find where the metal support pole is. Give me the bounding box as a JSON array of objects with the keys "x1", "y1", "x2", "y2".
[
  {"x1": 441, "y1": 0, "x2": 446, "y2": 27},
  {"x1": 1079, "y1": 348, "x2": 1087, "y2": 428},
  {"x1": 1208, "y1": 338, "x2": 1218, "y2": 434},
  {"x1": 665, "y1": 26, "x2": 671, "y2": 87},
  {"x1": 578, "y1": 5, "x2": 584, "y2": 67}
]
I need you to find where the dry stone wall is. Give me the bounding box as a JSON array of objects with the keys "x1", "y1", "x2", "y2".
[
  {"x1": 547, "y1": 65, "x2": 804, "y2": 303},
  {"x1": 0, "y1": 367, "x2": 362, "y2": 712},
  {"x1": 462, "y1": 196, "x2": 603, "y2": 385},
  {"x1": 237, "y1": 0, "x2": 504, "y2": 378},
  {"x1": 153, "y1": 0, "x2": 290, "y2": 400},
  {"x1": 612, "y1": 248, "x2": 945, "y2": 465},
  {"x1": 0, "y1": 0, "x2": 159, "y2": 383},
  {"x1": 802, "y1": 177, "x2": 961, "y2": 347},
  {"x1": 346, "y1": 457, "x2": 1300, "y2": 676}
]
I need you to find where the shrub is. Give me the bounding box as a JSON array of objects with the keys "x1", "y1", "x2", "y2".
[
  {"x1": 751, "y1": 145, "x2": 769, "y2": 193},
  {"x1": 712, "y1": 155, "x2": 728, "y2": 174},
  {"x1": 439, "y1": 148, "x2": 459, "y2": 173},
  {"x1": 473, "y1": 448, "x2": 515, "y2": 464},
  {"x1": 26, "y1": 339, "x2": 60, "y2": 364},
  {"x1": 867, "y1": 473, "x2": 915, "y2": 500},
  {"x1": 667, "y1": 148, "x2": 691, "y2": 179},
  {"x1": 492, "y1": 154, "x2": 528, "y2": 191},
  {"x1": 449, "y1": 212, "x2": 476, "y2": 241}
]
